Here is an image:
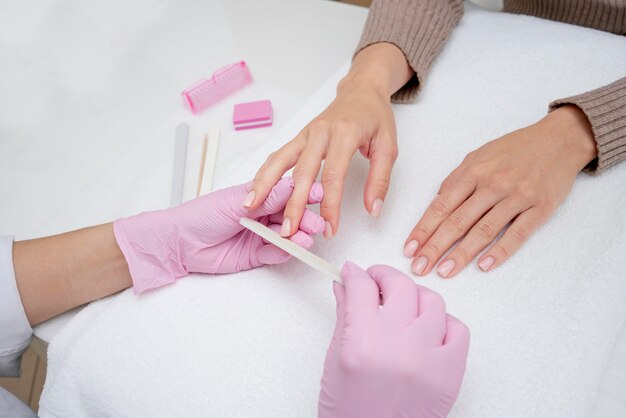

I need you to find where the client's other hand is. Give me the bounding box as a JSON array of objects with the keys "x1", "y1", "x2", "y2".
[
  {"x1": 319, "y1": 263, "x2": 469, "y2": 418},
  {"x1": 404, "y1": 105, "x2": 598, "y2": 278},
  {"x1": 114, "y1": 177, "x2": 325, "y2": 293}
]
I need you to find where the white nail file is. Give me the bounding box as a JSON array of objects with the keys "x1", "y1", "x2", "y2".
[
  {"x1": 197, "y1": 128, "x2": 220, "y2": 197},
  {"x1": 170, "y1": 123, "x2": 189, "y2": 207},
  {"x1": 239, "y1": 218, "x2": 342, "y2": 283}
]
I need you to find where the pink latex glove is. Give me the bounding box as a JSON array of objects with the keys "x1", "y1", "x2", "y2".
[
  {"x1": 114, "y1": 177, "x2": 325, "y2": 294},
  {"x1": 319, "y1": 262, "x2": 470, "y2": 418}
]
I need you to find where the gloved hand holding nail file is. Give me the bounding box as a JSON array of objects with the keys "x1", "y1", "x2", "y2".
[
  {"x1": 114, "y1": 177, "x2": 325, "y2": 294},
  {"x1": 319, "y1": 263, "x2": 470, "y2": 418},
  {"x1": 239, "y1": 219, "x2": 470, "y2": 417}
]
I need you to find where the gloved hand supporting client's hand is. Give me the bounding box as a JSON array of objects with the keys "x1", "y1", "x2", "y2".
[{"x1": 114, "y1": 177, "x2": 325, "y2": 294}]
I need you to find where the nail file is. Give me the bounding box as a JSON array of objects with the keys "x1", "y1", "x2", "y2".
[
  {"x1": 170, "y1": 123, "x2": 189, "y2": 207},
  {"x1": 200, "y1": 128, "x2": 220, "y2": 195},
  {"x1": 239, "y1": 218, "x2": 342, "y2": 283},
  {"x1": 196, "y1": 128, "x2": 220, "y2": 197}
]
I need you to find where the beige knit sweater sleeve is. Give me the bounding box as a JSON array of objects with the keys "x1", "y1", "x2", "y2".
[
  {"x1": 355, "y1": 0, "x2": 464, "y2": 103},
  {"x1": 355, "y1": 0, "x2": 626, "y2": 174}
]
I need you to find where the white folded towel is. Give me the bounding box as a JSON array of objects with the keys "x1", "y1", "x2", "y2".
[{"x1": 39, "y1": 4, "x2": 626, "y2": 417}]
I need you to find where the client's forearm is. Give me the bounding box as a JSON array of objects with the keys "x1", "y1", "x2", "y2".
[
  {"x1": 13, "y1": 223, "x2": 132, "y2": 326},
  {"x1": 340, "y1": 42, "x2": 414, "y2": 98}
]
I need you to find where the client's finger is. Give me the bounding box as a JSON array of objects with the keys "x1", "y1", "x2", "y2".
[
  {"x1": 404, "y1": 180, "x2": 475, "y2": 259},
  {"x1": 363, "y1": 138, "x2": 397, "y2": 219},
  {"x1": 437, "y1": 197, "x2": 529, "y2": 278},
  {"x1": 281, "y1": 139, "x2": 326, "y2": 237},
  {"x1": 246, "y1": 177, "x2": 294, "y2": 218},
  {"x1": 269, "y1": 209, "x2": 325, "y2": 235},
  {"x1": 478, "y1": 207, "x2": 546, "y2": 271},
  {"x1": 415, "y1": 189, "x2": 501, "y2": 277},
  {"x1": 248, "y1": 137, "x2": 305, "y2": 209},
  {"x1": 320, "y1": 139, "x2": 355, "y2": 238}
]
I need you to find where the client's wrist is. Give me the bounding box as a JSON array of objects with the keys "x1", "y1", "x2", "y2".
[
  {"x1": 541, "y1": 105, "x2": 598, "y2": 171},
  {"x1": 340, "y1": 42, "x2": 413, "y2": 98}
]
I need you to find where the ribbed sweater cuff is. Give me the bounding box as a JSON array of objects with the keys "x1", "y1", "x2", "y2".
[
  {"x1": 354, "y1": 0, "x2": 464, "y2": 103},
  {"x1": 550, "y1": 77, "x2": 626, "y2": 175}
]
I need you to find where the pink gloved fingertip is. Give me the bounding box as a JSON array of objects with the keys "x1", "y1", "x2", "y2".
[
  {"x1": 340, "y1": 261, "x2": 360, "y2": 278},
  {"x1": 289, "y1": 231, "x2": 314, "y2": 249},
  {"x1": 300, "y1": 210, "x2": 325, "y2": 235},
  {"x1": 308, "y1": 182, "x2": 324, "y2": 203}
]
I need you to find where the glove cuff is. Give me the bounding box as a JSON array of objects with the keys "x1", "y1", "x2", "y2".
[{"x1": 113, "y1": 211, "x2": 188, "y2": 294}]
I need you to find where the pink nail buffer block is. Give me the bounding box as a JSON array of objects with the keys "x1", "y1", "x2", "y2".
[{"x1": 233, "y1": 100, "x2": 273, "y2": 130}]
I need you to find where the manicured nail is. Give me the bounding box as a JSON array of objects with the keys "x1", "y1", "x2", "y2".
[
  {"x1": 403, "y1": 240, "x2": 419, "y2": 258},
  {"x1": 324, "y1": 221, "x2": 333, "y2": 239},
  {"x1": 479, "y1": 256, "x2": 494, "y2": 271},
  {"x1": 243, "y1": 190, "x2": 255, "y2": 208},
  {"x1": 412, "y1": 256, "x2": 428, "y2": 275},
  {"x1": 280, "y1": 217, "x2": 291, "y2": 237},
  {"x1": 437, "y1": 259, "x2": 455, "y2": 278},
  {"x1": 370, "y1": 198, "x2": 384, "y2": 219}
]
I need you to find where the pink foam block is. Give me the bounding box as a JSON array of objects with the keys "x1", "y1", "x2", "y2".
[{"x1": 233, "y1": 100, "x2": 273, "y2": 130}]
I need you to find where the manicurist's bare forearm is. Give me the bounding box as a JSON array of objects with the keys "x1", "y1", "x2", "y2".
[
  {"x1": 13, "y1": 223, "x2": 132, "y2": 326},
  {"x1": 341, "y1": 42, "x2": 414, "y2": 97}
]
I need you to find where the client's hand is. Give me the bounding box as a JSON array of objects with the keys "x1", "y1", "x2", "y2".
[
  {"x1": 114, "y1": 177, "x2": 325, "y2": 293},
  {"x1": 247, "y1": 43, "x2": 413, "y2": 239},
  {"x1": 404, "y1": 105, "x2": 598, "y2": 278},
  {"x1": 319, "y1": 263, "x2": 469, "y2": 418}
]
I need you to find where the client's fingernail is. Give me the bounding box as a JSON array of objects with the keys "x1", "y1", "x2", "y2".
[
  {"x1": 479, "y1": 256, "x2": 494, "y2": 271},
  {"x1": 412, "y1": 256, "x2": 428, "y2": 275},
  {"x1": 324, "y1": 221, "x2": 333, "y2": 239},
  {"x1": 437, "y1": 259, "x2": 455, "y2": 278},
  {"x1": 403, "y1": 240, "x2": 419, "y2": 258},
  {"x1": 370, "y1": 198, "x2": 384, "y2": 219},
  {"x1": 243, "y1": 190, "x2": 255, "y2": 208},
  {"x1": 280, "y1": 217, "x2": 291, "y2": 237}
]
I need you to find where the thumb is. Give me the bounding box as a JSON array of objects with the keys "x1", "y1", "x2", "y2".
[
  {"x1": 442, "y1": 314, "x2": 471, "y2": 371},
  {"x1": 363, "y1": 140, "x2": 397, "y2": 219},
  {"x1": 246, "y1": 177, "x2": 295, "y2": 218}
]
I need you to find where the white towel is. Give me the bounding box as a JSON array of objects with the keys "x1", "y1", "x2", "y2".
[{"x1": 39, "y1": 4, "x2": 626, "y2": 417}]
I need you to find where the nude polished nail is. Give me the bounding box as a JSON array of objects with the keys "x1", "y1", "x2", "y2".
[
  {"x1": 243, "y1": 190, "x2": 255, "y2": 208},
  {"x1": 437, "y1": 259, "x2": 455, "y2": 278},
  {"x1": 479, "y1": 256, "x2": 495, "y2": 271},
  {"x1": 370, "y1": 198, "x2": 384, "y2": 219},
  {"x1": 324, "y1": 221, "x2": 333, "y2": 239},
  {"x1": 280, "y1": 217, "x2": 291, "y2": 237},
  {"x1": 412, "y1": 256, "x2": 428, "y2": 275},
  {"x1": 403, "y1": 240, "x2": 419, "y2": 257}
]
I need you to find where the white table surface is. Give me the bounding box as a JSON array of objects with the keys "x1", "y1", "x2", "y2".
[{"x1": 0, "y1": 0, "x2": 367, "y2": 343}]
